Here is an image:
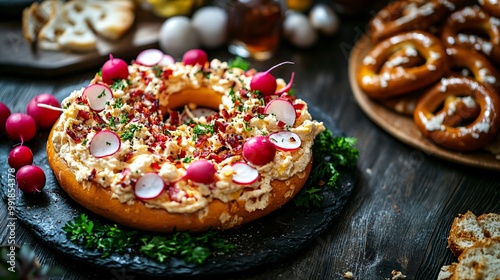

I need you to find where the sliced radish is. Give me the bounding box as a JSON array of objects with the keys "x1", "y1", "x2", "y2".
[
  {"x1": 89, "y1": 130, "x2": 121, "y2": 158},
  {"x1": 136, "y1": 49, "x2": 164, "y2": 66},
  {"x1": 134, "y1": 173, "x2": 165, "y2": 200},
  {"x1": 269, "y1": 131, "x2": 302, "y2": 151},
  {"x1": 180, "y1": 107, "x2": 216, "y2": 123},
  {"x1": 264, "y1": 98, "x2": 296, "y2": 126},
  {"x1": 83, "y1": 84, "x2": 113, "y2": 112},
  {"x1": 231, "y1": 162, "x2": 259, "y2": 185},
  {"x1": 158, "y1": 54, "x2": 175, "y2": 66}
]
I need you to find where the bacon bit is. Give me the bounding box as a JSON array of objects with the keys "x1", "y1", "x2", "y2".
[
  {"x1": 123, "y1": 151, "x2": 134, "y2": 162},
  {"x1": 214, "y1": 120, "x2": 227, "y2": 133},
  {"x1": 87, "y1": 169, "x2": 97, "y2": 181},
  {"x1": 66, "y1": 129, "x2": 81, "y2": 143},
  {"x1": 210, "y1": 154, "x2": 223, "y2": 163},
  {"x1": 179, "y1": 150, "x2": 186, "y2": 159},
  {"x1": 293, "y1": 103, "x2": 305, "y2": 110},
  {"x1": 150, "y1": 162, "x2": 161, "y2": 170},
  {"x1": 119, "y1": 168, "x2": 131, "y2": 182},
  {"x1": 92, "y1": 113, "x2": 104, "y2": 125},
  {"x1": 78, "y1": 110, "x2": 91, "y2": 121},
  {"x1": 277, "y1": 120, "x2": 286, "y2": 128},
  {"x1": 217, "y1": 133, "x2": 226, "y2": 145},
  {"x1": 264, "y1": 96, "x2": 273, "y2": 104},
  {"x1": 289, "y1": 136, "x2": 297, "y2": 142},
  {"x1": 167, "y1": 156, "x2": 175, "y2": 162},
  {"x1": 196, "y1": 135, "x2": 208, "y2": 147},
  {"x1": 243, "y1": 114, "x2": 252, "y2": 122},
  {"x1": 257, "y1": 106, "x2": 265, "y2": 114},
  {"x1": 162, "y1": 69, "x2": 173, "y2": 79},
  {"x1": 169, "y1": 110, "x2": 180, "y2": 126},
  {"x1": 130, "y1": 89, "x2": 144, "y2": 98},
  {"x1": 105, "y1": 112, "x2": 112, "y2": 120},
  {"x1": 220, "y1": 109, "x2": 230, "y2": 119}
]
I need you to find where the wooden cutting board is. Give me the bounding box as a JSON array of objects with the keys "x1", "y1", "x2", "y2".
[{"x1": 0, "y1": 9, "x2": 163, "y2": 77}]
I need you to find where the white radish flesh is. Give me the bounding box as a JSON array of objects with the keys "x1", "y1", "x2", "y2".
[
  {"x1": 231, "y1": 162, "x2": 259, "y2": 185},
  {"x1": 136, "y1": 49, "x2": 164, "y2": 66},
  {"x1": 269, "y1": 131, "x2": 302, "y2": 151},
  {"x1": 83, "y1": 84, "x2": 113, "y2": 112},
  {"x1": 264, "y1": 99, "x2": 296, "y2": 126},
  {"x1": 134, "y1": 173, "x2": 165, "y2": 200},
  {"x1": 89, "y1": 130, "x2": 121, "y2": 158},
  {"x1": 158, "y1": 54, "x2": 175, "y2": 66}
]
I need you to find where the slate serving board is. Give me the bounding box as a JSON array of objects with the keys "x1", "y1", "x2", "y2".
[{"x1": 0, "y1": 86, "x2": 356, "y2": 277}]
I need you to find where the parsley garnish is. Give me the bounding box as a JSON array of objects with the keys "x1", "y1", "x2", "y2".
[
  {"x1": 192, "y1": 124, "x2": 215, "y2": 140},
  {"x1": 294, "y1": 129, "x2": 359, "y2": 208},
  {"x1": 97, "y1": 90, "x2": 106, "y2": 98},
  {"x1": 63, "y1": 214, "x2": 233, "y2": 263},
  {"x1": 152, "y1": 66, "x2": 163, "y2": 77},
  {"x1": 111, "y1": 80, "x2": 127, "y2": 91},
  {"x1": 121, "y1": 124, "x2": 142, "y2": 141},
  {"x1": 182, "y1": 157, "x2": 193, "y2": 163},
  {"x1": 228, "y1": 56, "x2": 250, "y2": 71},
  {"x1": 119, "y1": 112, "x2": 129, "y2": 124},
  {"x1": 113, "y1": 98, "x2": 124, "y2": 109}
]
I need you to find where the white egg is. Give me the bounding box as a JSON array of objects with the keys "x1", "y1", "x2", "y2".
[
  {"x1": 192, "y1": 6, "x2": 228, "y2": 49},
  {"x1": 309, "y1": 4, "x2": 340, "y2": 36},
  {"x1": 283, "y1": 11, "x2": 318, "y2": 49},
  {"x1": 159, "y1": 16, "x2": 200, "y2": 58}
]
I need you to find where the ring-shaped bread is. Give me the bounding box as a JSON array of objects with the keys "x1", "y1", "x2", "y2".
[
  {"x1": 479, "y1": 0, "x2": 500, "y2": 18},
  {"x1": 441, "y1": 6, "x2": 500, "y2": 64},
  {"x1": 369, "y1": 0, "x2": 457, "y2": 42},
  {"x1": 413, "y1": 76, "x2": 500, "y2": 151},
  {"x1": 445, "y1": 46, "x2": 500, "y2": 92},
  {"x1": 47, "y1": 59, "x2": 324, "y2": 232},
  {"x1": 357, "y1": 31, "x2": 448, "y2": 99}
]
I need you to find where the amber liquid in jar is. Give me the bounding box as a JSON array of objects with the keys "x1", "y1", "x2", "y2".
[{"x1": 227, "y1": 0, "x2": 284, "y2": 60}]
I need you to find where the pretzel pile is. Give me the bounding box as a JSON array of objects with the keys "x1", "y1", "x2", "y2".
[{"x1": 357, "y1": 0, "x2": 500, "y2": 152}]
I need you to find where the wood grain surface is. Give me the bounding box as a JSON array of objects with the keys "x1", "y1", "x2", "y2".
[{"x1": 1, "y1": 7, "x2": 500, "y2": 280}]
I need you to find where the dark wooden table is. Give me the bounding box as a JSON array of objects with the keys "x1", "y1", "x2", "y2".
[{"x1": 1, "y1": 5, "x2": 499, "y2": 280}]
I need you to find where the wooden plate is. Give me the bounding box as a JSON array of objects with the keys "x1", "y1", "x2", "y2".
[{"x1": 349, "y1": 35, "x2": 500, "y2": 171}]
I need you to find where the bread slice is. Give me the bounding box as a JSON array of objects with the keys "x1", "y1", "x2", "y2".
[
  {"x1": 448, "y1": 211, "x2": 486, "y2": 257},
  {"x1": 452, "y1": 237, "x2": 500, "y2": 280},
  {"x1": 478, "y1": 213, "x2": 500, "y2": 239},
  {"x1": 437, "y1": 263, "x2": 457, "y2": 280}
]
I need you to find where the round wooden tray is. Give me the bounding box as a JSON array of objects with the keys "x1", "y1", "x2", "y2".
[{"x1": 349, "y1": 35, "x2": 500, "y2": 171}]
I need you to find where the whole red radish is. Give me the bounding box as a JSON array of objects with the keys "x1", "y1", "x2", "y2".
[
  {"x1": 243, "y1": 136, "x2": 276, "y2": 166},
  {"x1": 8, "y1": 146, "x2": 33, "y2": 170},
  {"x1": 5, "y1": 113, "x2": 37, "y2": 142},
  {"x1": 250, "y1": 61, "x2": 294, "y2": 96},
  {"x1": 0, "y1": 102, "x2": 11, "y2": 132},
  {"x1": 26, "y1": 93, "x2": 61, "y2": 129},
  {"x1": 182, "y1": 49, "x2": 208, "y2": 66},
  {"x1": 102, "y1": 54, "x2": 129, "y2": 85},
  {"x1": 16, "y1": 165, "x2": 46, "y2": 194}
]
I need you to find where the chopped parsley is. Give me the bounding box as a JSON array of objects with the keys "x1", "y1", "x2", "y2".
[
  {"x1": 294, "y1": 129, "x2": 359, "y2": 208},
  {"x1": 182, "y1": 157, "x2": 193, "y2": 163},
  {"x1": 111, "y1": 79, "x2": 129, "y2": 91},
  {"x1": 113, "y1": 98, "x2": 124, "y2": 109},
  {"x1": 119, "y1": 112, "x2": 129, "y2": 124},
  {"x1": 63, "y1": 214, "x2": 233, "y2": 263},
  {"x1": 97, "y1": 90, "x2": 106, "y2": 98},
  {"x1": 192, "y1": 124, "x2": 215, "y2": 140},
  {"x1": 152, "y1": 65, "x2": 163, "y2": 77},
  {"x1": 121, "y1": 124, "x2": 142, "y2": 141}
]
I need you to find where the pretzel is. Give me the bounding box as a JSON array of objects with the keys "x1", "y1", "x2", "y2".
[
  {"x1": 479, "y1": 0, "x2": 500, "y2": 18},
  {"x1": 414, "y1": 76, "x2": 500, "y2": 151},
  {"x1": 446, "y1": 47, "x2": 500, "y2": 92},
  {"x1": 369, "y1": 0, "x2": 458, "y2": 42},
  {"x1": 357, "y1": 31, "x2": 448, "y2": 99},
  {"x1": 441, "y1": 6, "x2": 500, "y2": 64}
]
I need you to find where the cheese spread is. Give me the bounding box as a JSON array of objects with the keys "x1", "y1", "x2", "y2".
[{"x1": 51, "y1": 59, "x2": 325, "y2": 214}]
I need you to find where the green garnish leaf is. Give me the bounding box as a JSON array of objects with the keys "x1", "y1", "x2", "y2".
[
  {"x1": 192, "y1": 124, "x2": 215, "y2": 140},
  {"x1": 63, "y1": 214, "x2": 233, "y2": 263},
  {"x1": 111, "y1": 79, "x2": 127, "y2": 91},
  {"x1": 294, "y1": 129, "x2": 359, "y2": 208},
  {"x1": 121, "y1": 124, "x2": 142, "y2": 141},
  {"x1": 228, "y1": 56, "x2": 250, "y2": 71}
]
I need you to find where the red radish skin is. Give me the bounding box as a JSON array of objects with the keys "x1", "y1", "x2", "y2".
[
  {"x1": 250, "y1": 61, "x2": 294, "y2": 96},
  {"x1": 26, "y1": 93, "x2": 61, "y2": 129},
  {"x1": 83, "y1": 84, "x2": 113, "y2": 112},
  {"x1": 136, "y1": 49, "x2": 164, "y2": 66},
  {"x1": 231, "y1": 162, "x2": 259, "y2": 185},
  {"x1": 102, "y1": 54, "x2": 129, "y2": 84},
  {"x1": 182, "y1": 49, "x2": 208, "y2": 66},
  {"x1": 264, "y1": 99, "x2": 296, "y2": 126},
  {"x1": 268, "y1": 131, "x2": 302, "y2": 151},
  {"x1": 134, "y1": 173, "x2": 165, "y2": 200},
  {"x1": 0, "y1": 102, "x2": 11, "y2": 132},
  {"x1": 8, "y1": 146, "x2": 33, "y2": 170},
  {"x1": 185, "y1": 160, "x2": 216, "y2": 184},
  {"x1": 275, "y1": 72, "x2": 295, "y2": 95},
  {"x1": 89, "y1": 130, "x2": 121, "y2": 158},
  {"x1": 16, "y1": 165, "x2": 46, "y2": 194},
  {"x1": 5, "y1": 113, "x2": 37, "y2": 143},
  {"x1": 243, "y1": 136, "x2": 276, "y2": 166}
]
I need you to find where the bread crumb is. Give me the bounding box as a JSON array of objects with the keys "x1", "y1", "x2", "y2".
[
  {"x1": 343, "y1": 271, "x2": 354, "y2": 279},
  {"x1": 391, "y1": 270, "x2": 406, "y2": 279}
]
